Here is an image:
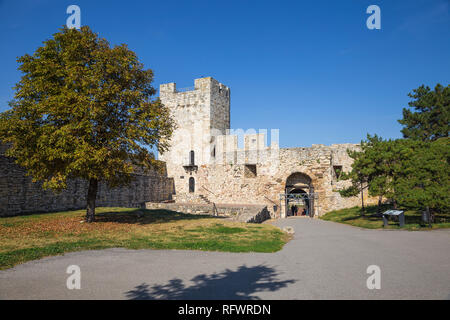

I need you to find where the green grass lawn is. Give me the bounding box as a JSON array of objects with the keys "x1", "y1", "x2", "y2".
[
  {"x1": 321, "y1": 205, "x2": 450, "y2": 230},
  {"x1": 0, "y1": 207, "x2": 290, "y2": 270}
]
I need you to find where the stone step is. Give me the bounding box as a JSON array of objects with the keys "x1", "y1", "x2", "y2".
[
  {"x1": 198, "y1": 194, "x2": 212, "y2": 204},
  {"x1": 145, "y1": 202, "x2": 271, "y2": 223}
]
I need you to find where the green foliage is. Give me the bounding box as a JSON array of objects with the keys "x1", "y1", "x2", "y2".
[
  {"x1": 337, "y1": 137, "x2": 377, "y2": 201},
  {"x1": 398, "y1": 84, "x2": 449, "y2": 141},
  {"x1": 328, "y1": 85, "x2": 449, "y2": 226},
  {"x1": 338, "y1": 184, "x2": 360, "y2": 197},
  {"x1": 340, "y1": 135, "x2": 449, "y2": 214},
  {"x1": 321, "y1": 205, "x2": 450, "y2": 230},
  {"x1": 0, "y1": 26, "x2": 173, "y2": 193},
  {"x1": 394, "y1": 137, "x2": 450, "y2": 211},
  {"x1": 345, "y1": 135, "x2": 406, "y2": 202}
]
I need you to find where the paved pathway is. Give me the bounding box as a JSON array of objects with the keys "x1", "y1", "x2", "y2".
[{"x1": 1, "y1": 218, "x2": 449, "y2": 299}]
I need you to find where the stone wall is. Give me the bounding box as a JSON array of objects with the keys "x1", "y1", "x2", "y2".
[
  {"x1": 170, "y1": 143, "x2": 376, "y2": 218},
  {"x1": 0, "y1": 150, "x2": 174, "y2": 217},
  {"x1": 158, "y1": 77, "x2": 377, "y2": 219},
  {"x1": 145, "y1": 202, "x2": 271, "y2": 223}
]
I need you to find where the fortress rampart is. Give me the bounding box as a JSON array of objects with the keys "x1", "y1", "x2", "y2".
[
  {"x1": 0, "y1": 145, "x2": 174, "y2": 217},
  {"x1": 158, "y1": 77, "x2": 376, "y2": 218}
]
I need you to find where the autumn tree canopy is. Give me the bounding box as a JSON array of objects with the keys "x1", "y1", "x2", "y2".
[{"x1": 0, "y1": 26, "x2": 174, "y2": 222}]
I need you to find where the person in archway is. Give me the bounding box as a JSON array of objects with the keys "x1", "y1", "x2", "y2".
[
  {"x1": 290, "y1": 205, "x2": 295, "y2": 217},
  {"x1": 293, "y1": 205, "x2": 298, "y2": 216}
]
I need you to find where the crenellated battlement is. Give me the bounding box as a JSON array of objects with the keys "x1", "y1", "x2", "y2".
[
  {"x1": 213, "y1": 132, "x2": 279, "y2": 165},
  {"x1": 159, "y1": 77, "x2": 231, "y2": 166},
  {"x1": 159, "y1": 77, "x2": 230, "y2": 101},
  {"x1": 211, "y1": 131, "x2": 358, "y2": 166}
]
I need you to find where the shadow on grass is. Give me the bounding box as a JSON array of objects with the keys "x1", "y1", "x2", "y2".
[
  {"x1": 94, "y1": 209, "x2": 223, "y2": 225},
  {"x1": 125, "y1": 264, "x2": 295, "y2": 300}
]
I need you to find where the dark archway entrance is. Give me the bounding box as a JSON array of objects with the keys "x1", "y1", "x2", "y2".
[
  {"x1": 287, "y1": 188, "x2": 310, "y2": 217},
  {"x1": 280, "y1": 172, "x2": 316, "y2": 218}
]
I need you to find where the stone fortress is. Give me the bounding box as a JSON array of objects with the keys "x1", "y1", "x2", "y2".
[
  {"x1": 0, "y1": 76, "x2": 374, "y2": 220},
  {"x1": 152, "y1": 77, "x2": 374, "y2": 219}
]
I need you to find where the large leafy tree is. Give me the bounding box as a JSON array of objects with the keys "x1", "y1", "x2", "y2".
[
  {"x1": 398, "y1": 84, "x2": 449, "y2": 141},
  {"x1": 0, "y1": 26, "x2": 174, "y2": 222}
]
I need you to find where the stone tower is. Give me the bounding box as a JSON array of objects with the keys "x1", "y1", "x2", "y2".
[{"x1": 159, "y1": 77, "x2": 230, "y2": 197}]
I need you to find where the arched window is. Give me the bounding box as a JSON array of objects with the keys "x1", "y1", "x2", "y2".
[
  {"x1": 189, "y1": 150, "x2": 195, "y2": 166},
  {"x1": 189, "y1": 177, "x2": 195, "y2": 193}
]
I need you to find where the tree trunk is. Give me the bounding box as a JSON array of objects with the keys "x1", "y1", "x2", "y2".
[
  {"x1": 426, "y1": 206, "x2": 432, "y2": 228},
  {"x1": 377, "y1": 195, "x2": 382, "y2": 215},
  {"x1": 360, "y1": 186, "x2": 365, "y2": 216},
  {"x1": 85, "y1": 178, "x2": 98, "y2": 223}
]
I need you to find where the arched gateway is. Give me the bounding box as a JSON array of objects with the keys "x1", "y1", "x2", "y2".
[{"x1": 280, "y1": 172, "x2": 317, "y2": 218}]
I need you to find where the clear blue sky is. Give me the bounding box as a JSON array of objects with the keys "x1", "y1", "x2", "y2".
[{"x1": 0, "y1": 0, "x2": 449, "y2": 147}]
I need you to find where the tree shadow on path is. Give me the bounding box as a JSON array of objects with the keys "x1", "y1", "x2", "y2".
[{"x1": 125, "y1": 264, "x2": 296, "y2": 300}]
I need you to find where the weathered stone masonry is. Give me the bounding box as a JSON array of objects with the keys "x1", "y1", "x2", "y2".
[
  {"x1": 0, "y1": 76, "x2": 375, "y2": 219},
  {"x1": 158, "y1": 77, "x2": 376, "y2": 218},
  {"x1": 0, "y1": 144, "x2": 174, "y2": 217}
]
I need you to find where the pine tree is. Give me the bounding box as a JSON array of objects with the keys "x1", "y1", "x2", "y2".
[
  {"x1": 338, "y1": 143, "x2": 371, "y2": 215},
  {"x1": 398, "y1": 84, "x2": 449, "y2": 141},
  {"x1": 340, "y1": 135, "x2": 405, "y2": 214},
  {"x1": 394, "y1": 138, "x2": 450, "y2": 222}
]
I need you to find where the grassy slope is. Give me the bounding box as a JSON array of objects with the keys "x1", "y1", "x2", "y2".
[
  {"x1": 321, "y1": 205, "x2": 450, "y2": 230},
  {"x1": 0, "y1": 207, "x2": 290, "y2": 270}
]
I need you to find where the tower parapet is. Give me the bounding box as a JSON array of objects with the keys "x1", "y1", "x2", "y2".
[{"x1": 159, "y1": 77, "x2": 230, "y2": 167}]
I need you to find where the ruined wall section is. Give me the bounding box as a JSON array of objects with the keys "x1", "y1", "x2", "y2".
[
  {"x1": 175, "y1": 142, "x2": 375, "y2": 218},
  {"x1": 279, "y1": 144, "x2": 372, "y2": 214},
  {"x1": 214, "y1": 133, "x2": 279, "y2": 166},
  {"x1": 159, "y1": 77, "x2": 375, "y2": 218}
]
